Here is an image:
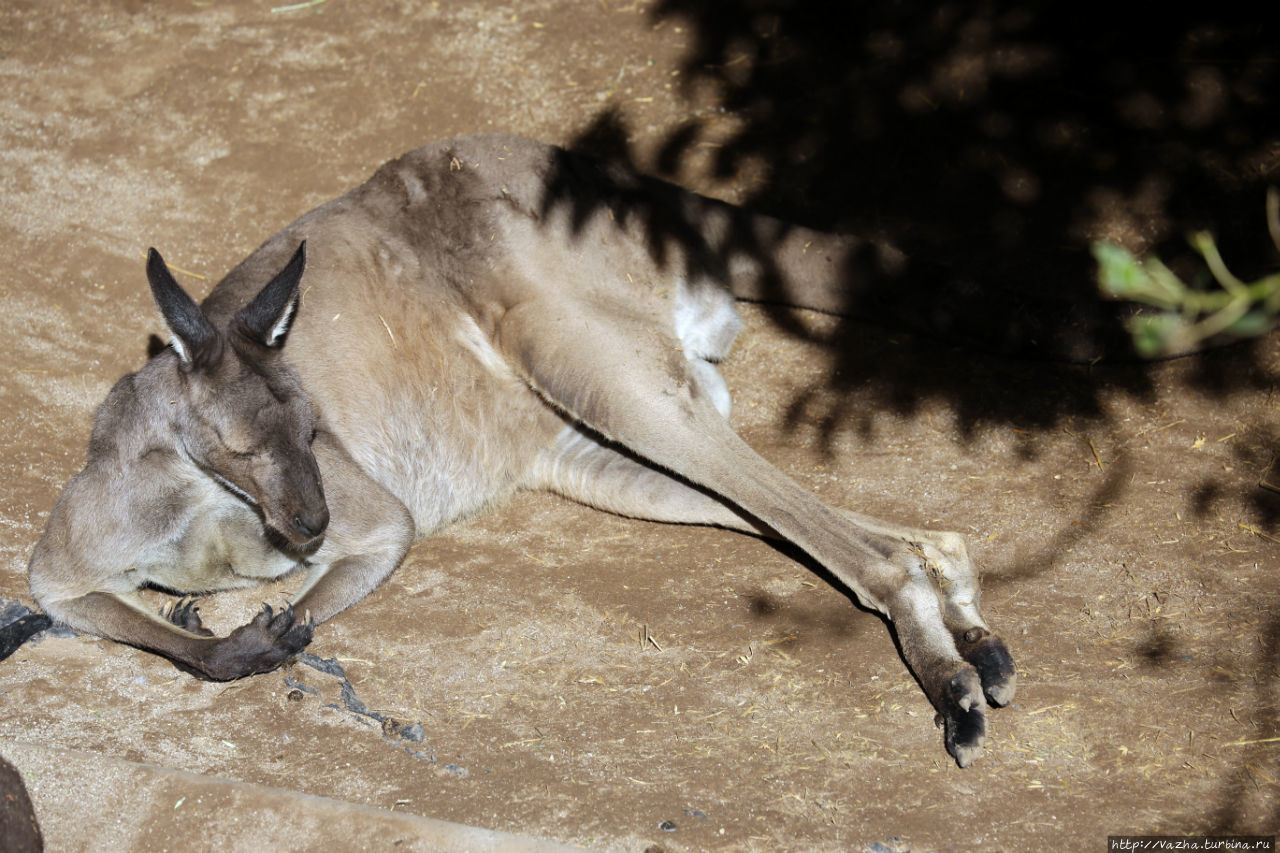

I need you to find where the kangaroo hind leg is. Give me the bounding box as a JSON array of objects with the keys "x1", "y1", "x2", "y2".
[
  {"x1": 530, "y1": 427, "x2": 1015, "y2": 713},
  {"x1": 837, "y1": 512, "x2": 1017, "y2": 709},
  {"x1": 526, "y1": 423, "x2": 764, "y2": 533},
  {"x1": 496, "y1": 297, "x2": 1012, "y2": 766}
]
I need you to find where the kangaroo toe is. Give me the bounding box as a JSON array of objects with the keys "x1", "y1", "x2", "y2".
[
  {"x1": 955, "y1": 627, "x2": 1017, "y2": 707},
  {"x1": 936, "y1": 667, "x2": 988, "y2": 768}
]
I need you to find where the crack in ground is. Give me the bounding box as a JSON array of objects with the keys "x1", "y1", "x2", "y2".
[{"x1": 293, "y1": 653, "x2": 466, "y2": 773}]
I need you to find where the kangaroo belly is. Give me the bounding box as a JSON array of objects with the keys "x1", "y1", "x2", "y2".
[
  {"x1": 332, "y1": 363, "x2": 560, "y2": 535},
  {"x1": 281, "y1": 236, "x2": 564, "y2": 536}
]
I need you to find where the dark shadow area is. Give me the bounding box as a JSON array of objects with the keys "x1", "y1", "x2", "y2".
[
  {"x1": 1135, "y1": 621, "x2": 1180, "y2": 669},
  {"x1": 1189, "y1": 480, "x2": 1224, "y2": 519},
  {"x1": 1233, "y1": 422, "x2": 1280, "y2": 527},
  {"x1": 549, "y1": 1, "x2": 1277, "y2": 435},
  {"x1": 650, "y1": 0, "x2": 1277, "y2": 355},
  {"x1": 998, "y1": 454, "x2": 1132, "y2": 580},
  {"x1": 540, "y1": 2, "x2": 1279, "y2": 817},
  {"x1": 1207, "y1": 609, "x2": 1280, "y2": 833},
  {"x1": 741, "y1": 537, "x2": 882, "y2": 645}
]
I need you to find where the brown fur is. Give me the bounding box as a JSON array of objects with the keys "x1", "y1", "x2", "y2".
[{"x1": 23, "y1": 135, "x2": 1015, "y2": 766}]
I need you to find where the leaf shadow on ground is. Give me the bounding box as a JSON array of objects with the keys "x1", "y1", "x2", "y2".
[
  {"x1": 549, "y1": 0, "x2": 1278, "y2": 431},
  {"x1": 539, "y1": 0, "x2": 1279, "y2": 830}
]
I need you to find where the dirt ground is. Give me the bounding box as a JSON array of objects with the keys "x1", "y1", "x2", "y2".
[{"x1": 1, "y1": 1, "x2": 1278, "y2": 851}]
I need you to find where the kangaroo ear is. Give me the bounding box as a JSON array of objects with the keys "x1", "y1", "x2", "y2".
[
  {"x1": 235, "y1": 241, "x2": 307, "y2": 348},
  {"x1": 147, "y1": 248, "x2": 220, "y2": 368}
]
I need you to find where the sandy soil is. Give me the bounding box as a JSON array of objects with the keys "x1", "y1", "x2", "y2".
[{"x1": 1, "y1": 1, "x2": 1277, "y2": 850}]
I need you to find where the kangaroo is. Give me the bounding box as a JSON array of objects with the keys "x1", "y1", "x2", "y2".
[{"x1": 14, "y1": 134, "x2": 1015, "y2": 767}]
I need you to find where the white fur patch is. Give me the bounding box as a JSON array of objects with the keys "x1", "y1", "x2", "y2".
[
  {"x1": 691, "y1": 359, "x2": 732, "y2": 418},
  {"x1": 267, "y1": 296, "x2": 298, "y2": 346},
  {"x1": 210, "y1": 470, "x2": 258, "y2": 506},
  {"x1": 400, "y1": 169, "x2": 428, "y2": 204},
  {"x1": 673, "y1": 278, "x2": 742, "y2": 362},
  {"x1": 456, "y1": 315, "x2": 513, "y2": 376}
]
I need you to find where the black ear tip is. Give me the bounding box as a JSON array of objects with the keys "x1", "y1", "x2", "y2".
[
  {"x1": 276, "y1": 240, "x2": 307, "y2": 283},
  {"x1": 146, "y1": 248, "x2": 175, "y2": 285},
  {"x1": 146, "y1": 248, "x2": 177, "y2": 293}
]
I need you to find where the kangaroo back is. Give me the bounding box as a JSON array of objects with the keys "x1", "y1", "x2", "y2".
[{"x1": 524, "y1": 140, "x2": 905, "y2": 316}]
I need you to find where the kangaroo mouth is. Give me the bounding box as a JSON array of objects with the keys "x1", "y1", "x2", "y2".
[
  {"x1": 264, "y1": 520, "x2": 327, "y2": 556},
  {"x1": 200, "y1": 466, "x2": 328, "y2": 553},
  {"x1": 266, "y1": 500, "x2": 330, "y2": 553}
]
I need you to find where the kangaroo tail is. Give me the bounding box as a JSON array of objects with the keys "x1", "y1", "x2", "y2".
[{"x1": 0, "y1": 609, "x2": 51, "y2": 663}]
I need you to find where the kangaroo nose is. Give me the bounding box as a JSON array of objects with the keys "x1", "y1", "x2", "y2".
[{"x1": 292, "y1": 508, "x2": 329, "y2": 539}]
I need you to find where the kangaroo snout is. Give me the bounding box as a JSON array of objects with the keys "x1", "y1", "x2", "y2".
[
  {"x1": 272, "y1": 478, "x2": 328, "y2": 549},
  {"x1": 291, "y1": 507, "x2": 329, "y2": 540}
]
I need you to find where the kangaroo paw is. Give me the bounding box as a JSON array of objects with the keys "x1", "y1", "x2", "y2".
[
  {"x1": 162, "y1": 596, "x2": 214, "y2": 637},
  {"x1": 934, "y1": 667, "x2": 988, "y2": 768},
  {"x1": 955, "y1": 627, "x2": 1017, "y2": 707},
  {"x1": 200, "y1": 603, "x2": 314, "y2": 680}
]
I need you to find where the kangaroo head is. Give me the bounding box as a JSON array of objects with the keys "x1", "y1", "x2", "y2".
[{"x1": 147, "y1": 242, "x2": 329, "y2": 552}]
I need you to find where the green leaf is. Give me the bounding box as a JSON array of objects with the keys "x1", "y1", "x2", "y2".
[
  {"x1": 1128, "y1": 313, "x2": 1187, "y2": 357},
  {"x1": 1224, "y1": 310, "x2": 1275, "y2": 339},
  {"x1": 1093, "y1": 242, "x2": 1186, "y2": 309},
  {"x1": 1138, "y1": 255, "x2": 1188, "y2": 310},
  {"x1": 1093, "y1": 242, "x2": 1145, "y2": 299}
]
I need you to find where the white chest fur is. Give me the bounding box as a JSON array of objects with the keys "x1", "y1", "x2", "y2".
[{"x1": 133, "y1": 477, "x2": 304, "y2": 594}]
